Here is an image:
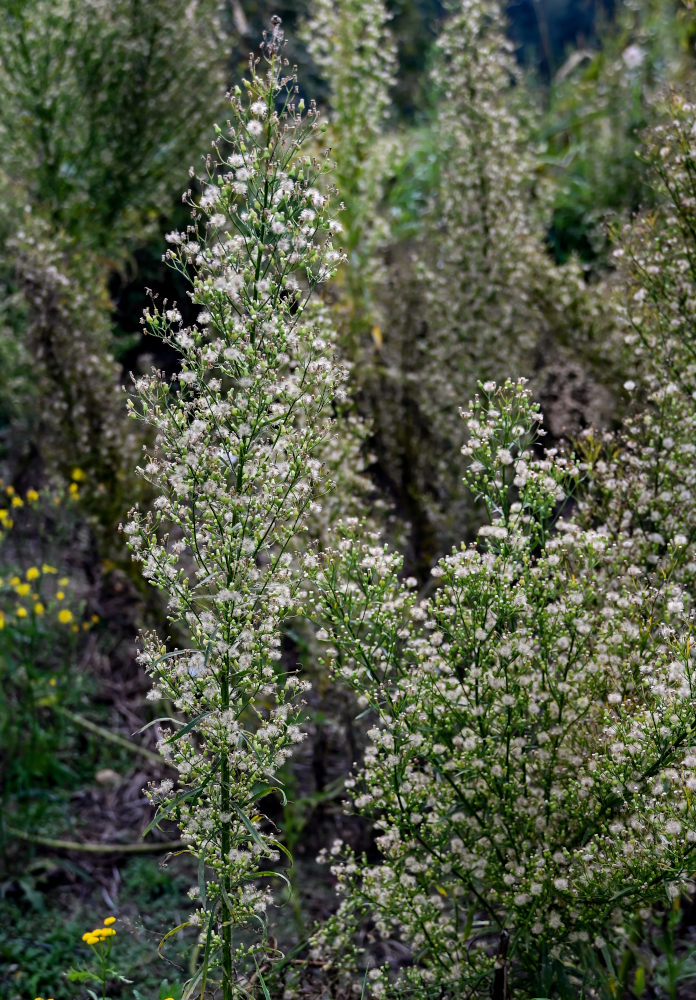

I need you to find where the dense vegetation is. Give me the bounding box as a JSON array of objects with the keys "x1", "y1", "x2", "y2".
[{"x1": 3, "y1": 1, "x2": 696, "y2": 999}]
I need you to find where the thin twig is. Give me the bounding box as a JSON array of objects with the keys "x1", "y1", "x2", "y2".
[
  {"x1": 6, "y1": 824, "x2": 186, "y2": 854},
  {"x1": 52, "y1": 704, "x2": 169, "y2": 767}
]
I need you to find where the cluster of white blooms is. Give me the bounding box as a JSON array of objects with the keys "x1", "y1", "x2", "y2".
[
  {"x1": 126, "y1": 25, "x2": 349, "y2": 996},
  {"x1": 309, "y1": 381, "x2": 696, "y2": 999},
  {"x1": 303, "y1": 0, "x2": 397, "y2": 338}
]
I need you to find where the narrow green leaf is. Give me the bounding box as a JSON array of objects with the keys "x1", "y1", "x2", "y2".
[
  {"x1": 165, "y1": 710, "x2": 215, "y2": 744},
  {"x1": 158, "y1": 921, "x2": 191, "y2": 958}
]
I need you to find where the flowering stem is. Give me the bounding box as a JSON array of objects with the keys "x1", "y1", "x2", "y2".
[{"x1": 221, "y1": 659, "x2": 233, "y2": 1000}]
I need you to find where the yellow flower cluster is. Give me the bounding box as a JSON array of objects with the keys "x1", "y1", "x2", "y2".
[
  {"x1": 0, "y1": 483, "x2": 43, "y2": 535},
  {"x1": 0, "y1": 563, "x2": 102, "y2": 635},
  {"x1": 68, "y1": 467, "x2": 85, "y2": 501},
  {"x1": 0, "y1": 565, "x2": 78, "y2": 627},
  {"x1": 0, "y1": 470, "x2": 86, "y2": 529},
  {"x1": 81, "y1": 915, "x2": 117, "y2": 945}
]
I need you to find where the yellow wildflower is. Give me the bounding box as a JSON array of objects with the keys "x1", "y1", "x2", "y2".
[
  {"x1": 11, "y1": 495, "x2": 23, "y2": 508},
  {"x1": 0, "y1": 611, "x2": 4, "y2": 629},
  {"x1": 16, "y1": 606, "x2": 27, "y2": 618},
  {"x1": 68, "y1": 483, "x2": 79, "y2": 497},
  {"x1": 82, "y1": 931, "x2": 99, "y2": 945},
  {"x1": 72, "y1": 624, "x2": 79, "y2": 633},
  {"x1": 15, "y1": 583, "x2": 30, "y2": 596},
  {"x1": 58, "y1": 608, "x2": 73, "y2": 624},
  {"x1": 5, "y1": 485, "x2": 14, "y2": 496},
  {"x1": 9, "y1": 575, "x2": 19, "y2": 586},
  {"x1": 71, "y1": 467, "x2": 85, "y2": 481},
  {"x1": 49, "y1": 677, "x2": 56, "y2": 687},
  {"x1": 42, "y1": 563, "x2": 57, "y2": 574},
  {"x1": 103, "y1": 915, "x2": 116, "y2": 926},
  {"x1": 34, "y1": 602, "x2": 45, "y2": 615},
  {"x1": 58, "y1": 576, "x2": 69, "y2": 586},
  {"x1": 26, "y1": 489, "x2": 39, "y2": 502},
  {"x1": 91, "y1": 614, "x2": 100, "y2": 623},
  {"x1": 0, "y1": 509, "x2": 8, "y2": 521},
  {"x1": 56, "y1": 591, "x2": 65, "y2": 601},
  {"x1": 26, "y1": 567, "x2": 40, "y2": 581}
]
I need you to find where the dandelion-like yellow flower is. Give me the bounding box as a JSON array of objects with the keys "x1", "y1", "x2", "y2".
[
  {"x1": 26, "y1": 489, "x2": 39, "y2": 502},
  {"x1": 49, "y1": 677, "x2": 56, "y2": 687},
  {"x1": 103, "y1": 915, "x2": 116, "y2": 925},
  {"x1": 58, "y1": 608, "x2": 73, "y2": 624},
  {"x1": 9, "y1": 575, "x2": 19, "y2": 587},
  {"x1": 42, "y1": 563, "x2": 57, "y2": 574},
  {"x1": 5, "y1": 485, "x2": 14, "y2": 496},
  {"x1": 56, "y1": 590, "x2": 65, "y2": 601},
  {"x1": 91, "y1": 614, "x2": 100, "y2": 624},
  {"x1": 26, "y1": 567, "x2": 40, "y2": 581},
  {"x1": 58, "y1": 576, "x2": 69, "y2": 586},
  {"x1": 15, "y1": 583, "x2": 30, "y2": 596},
  {"x1": 0, "y1": 509, "x2": 9, "y2": 522},
  {"x1": 34, "y1": 602, "x2": 45, "y2": 615},
  {"x1": 16, "y1": 606, "x2": 27, "y2": 619},
  {"x1": 68, "y1": 483, "x2": 80, "y2": 498},
  {"x1": 71, "y1": 467, "x2": 85, "y2": 482},
  {"x1": 11, "y1": 496, "x2": 23, "y2": 508},
  {"x1": 0, "y1": 611, "x2": 4, "y2": 629},
  {"x1": 72, "y1": 623, "x2": 79, "y2": 633},
  {"x1": 82, "y1": 931, "x2": 99, "y2": 945}
]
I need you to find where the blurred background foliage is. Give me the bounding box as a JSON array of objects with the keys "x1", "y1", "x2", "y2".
[{"x1": 3, "y1": 0, "x2": 696, "y2": 996}]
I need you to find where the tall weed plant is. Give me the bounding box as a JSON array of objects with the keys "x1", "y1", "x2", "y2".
[
  {"x1": 360, "y1": 0, "x2": 617, "y2": 566},
  {"x1": 126, "y1": 21, "x2": 348, "y2": 998},
  {"x1": 303, "y1": 0, "x2": 397, "y2": 340}
]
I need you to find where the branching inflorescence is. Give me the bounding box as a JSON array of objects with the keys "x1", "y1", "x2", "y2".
[{"x1": 125, "y1": 22, "x2": 348, "y2": 997}]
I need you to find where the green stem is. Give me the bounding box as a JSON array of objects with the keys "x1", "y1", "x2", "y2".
[{"x1": 220, "y1": 654, "x2": 233, "y2": 1000}]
